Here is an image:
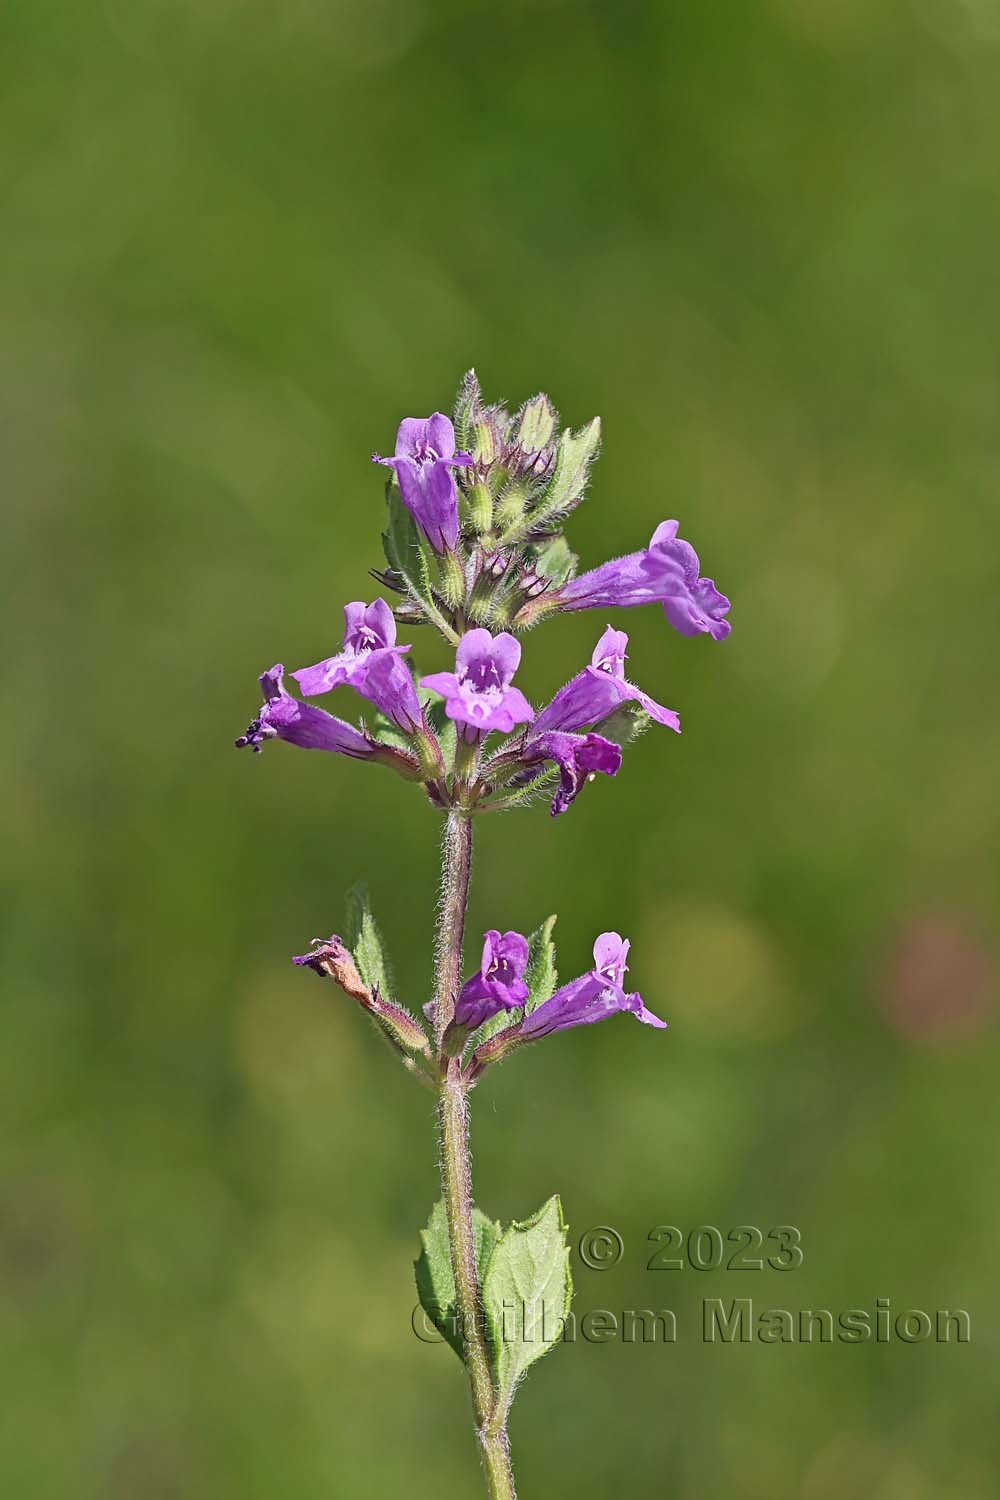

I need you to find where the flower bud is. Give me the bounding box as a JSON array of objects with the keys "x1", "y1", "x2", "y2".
[
  {"x1": 494, "y1": 478, "x2": 533, "y2": 531},
  {"x1": 466, "y1": 550, "x2": 510, "y2": 624},
  {"x1": 453, "y1": 369, "x2": 508, "y2": 470},
  {"x1": 413, "y1": 724, "x2": 447, "y2": 783},
  {"x1": 471, "y1": 408, "x2": 508, "y2": 469},
  {"x1": 513, "y1": 393, "x2": 557, "y2": 462},
  {"x1": 438, "y1": 547, "x2": 466, "y2": 610},
  {"x1": 465, "y1": 481, "x2": 494, "y2": 533}
]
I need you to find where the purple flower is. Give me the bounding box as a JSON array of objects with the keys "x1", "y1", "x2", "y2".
[
  {"x1": 555, "y1": 519, "x2": 731, "y2": 640},
  {"x1": 358, "y1": 649, "x2": 424, "y2": 735},
  {"x1": 531, "y1": 627, "x2": 681, "y2": 739},
  {"x1": 290, "y1": 599, "x2": 423, "y2": 738},
  {"x1": 518, "y1": 730, "x2": 622, "y2": 816},
  {"x1": 292, "y1": 599, "x2": 407, "y2": 698},
  {"x1": 372, "y1": 413, "x2": 472, "y2": 554},
  {"x1": 421, "y1": 629, "x2": 534, "y2": 742},
  {"x1": 453, "y1": 929, "x2": 530, "y2": 1031},
  {"x1": 519, "y1": 932, "x2": 665, "y2": 1040},
  {"x1": 235, "y1": 665, "x2": 380, "y2": 758}
]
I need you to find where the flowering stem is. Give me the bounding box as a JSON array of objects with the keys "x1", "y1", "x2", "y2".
[{"x1": 434, "y1": 813, "x2": 517, "y2": 1499}]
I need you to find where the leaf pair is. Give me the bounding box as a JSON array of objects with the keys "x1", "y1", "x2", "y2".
[{"x1": 415, "y1": 1195, "x2": 573, "y2": 1420}]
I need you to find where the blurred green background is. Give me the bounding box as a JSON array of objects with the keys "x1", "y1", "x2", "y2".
[{"x1": 3, "y1": 0, "x2": 998, "y2": 1496}]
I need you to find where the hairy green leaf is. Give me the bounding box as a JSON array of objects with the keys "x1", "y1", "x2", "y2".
[
  {"x1": 368, "y1": 713, "x2": 416, "y2": 753},
  {"x1": 524, "y1": 915, "x2": 558, "y2": 1014},
  {"x1": 482, "y1": 1195, "x2": 572, "y2": 1414},
  {"x1": 528, "y1": 534, "x2": 578, "y2": 587},
  {"x1": 531, "y1": 417, "x2": 601, "y2": 526},
  {"x1": 414, "y1": 1200, "x2": 502, "y2": 1360},
  {"x1": 344, "y1": 883, "x2": 394, "y2": 1001},
  {"x1": 382, "y1": 479, "x2": 419, "y2": 577}
]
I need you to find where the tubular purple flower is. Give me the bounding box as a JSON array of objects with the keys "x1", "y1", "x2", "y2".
[
  {"x1": 518, "y1": 730, "x2": 622, "y2": 816},
  {"x1": 453, "y1": 929, "x2": 530, "y2": 1031},
  {"x1": 531, "y1": 626, "x2": 681, "y2": 738},
  {"x1": 292, "y1": 599, "x2": 408, "y2": 698},
  {"x1": 520, "y1": 932, "x2": 665, "y2": 1039},
  {"x1": 358, "y1": 649, "x2": 424, "y2": 736},
  {"x1": 235, "y1": 665, "x2": 379, "y2": 758},
  {"x1": 372, "y1": 412, "x2": 472, "y2": 553},
  {"x1": 549, "y1": 519, "x2": 731, "y2": 640},
  {"x1": 421, "y1": 629, "x2": 534, "y2": 742},
  {"x1": 290, "y1": 600, "x2": 423, "y2": 738}
]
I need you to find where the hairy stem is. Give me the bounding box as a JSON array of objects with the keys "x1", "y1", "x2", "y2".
[
  {"x1": 435, "y1": 813, "x2": 517, "y2": 1499},
  {"x1": 433, "y1": 812, "x2": 474, "y2": 1052}
]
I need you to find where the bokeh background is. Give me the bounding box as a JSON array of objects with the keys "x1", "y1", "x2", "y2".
[{"x1": 3, "y1": 1, "x2": 999, "y2": 1496}]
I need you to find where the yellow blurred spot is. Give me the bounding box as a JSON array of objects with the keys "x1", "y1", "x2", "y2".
[{"x1": 638, "y1": 900, "x2": 804, "y2": 1038}]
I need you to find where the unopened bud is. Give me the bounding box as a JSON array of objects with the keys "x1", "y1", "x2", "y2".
[
  {"x1": 438, "y1": 548, "x2": 466, "y2": 610},
  {"x1": 413, "y1": 724, "x2": 447, "y2": 783},
  {"x1": 514, "y1": 393, "x2": 557, "y2": 459},
  {"x1": 466, "y1": 481, "x2": 494, "y2": 533},
  {"x1": 454, "y1": 370, "x2": 509, "y2": 470},
  {"x1": 467, "y1": 549, "x2": 509, "y2": 624},
  {"x1": 494, "y1": 478, "x2": 532, "y2": 532}
]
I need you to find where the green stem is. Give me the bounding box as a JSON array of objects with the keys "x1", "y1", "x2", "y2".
[
  {"x1": 434, "y1": 814, "x2": 517, "y2": 1500},
  {"x1": 432, "y1": 812, "x2": 473, "y2": 1052}
]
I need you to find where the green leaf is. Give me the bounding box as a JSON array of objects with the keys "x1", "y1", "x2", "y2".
[
  {"x1": 414, "y1": 1200, "x2": 502, "y2": 1360},
  {"x1": 482, "y1": 1195, "x2": 572, "y2": 1414},
  {"x1": 344, "y1": 883, "x2": 394, "y2": 1001},
  {"x1": 514, "y1": 393, "x2": 558, "y2": 455},
  {"x1": 368, "y1": 713, "x2": 415, "y2": 753},
  {"x1": 529, "y1": 533, "x2": 578, "y2": 587},
  {"x1": 382, "y1": 479, "x2": 420, "y2": 576},
  {"x1": 525, "y1": 915, "x2": 558, "y2": 1014},
  {"x1": 382, "y1": 480, "x2": 440, "y2": 610},
  {"x1": 531, "y1": 417, "x2": 601, "y2": 527}
]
